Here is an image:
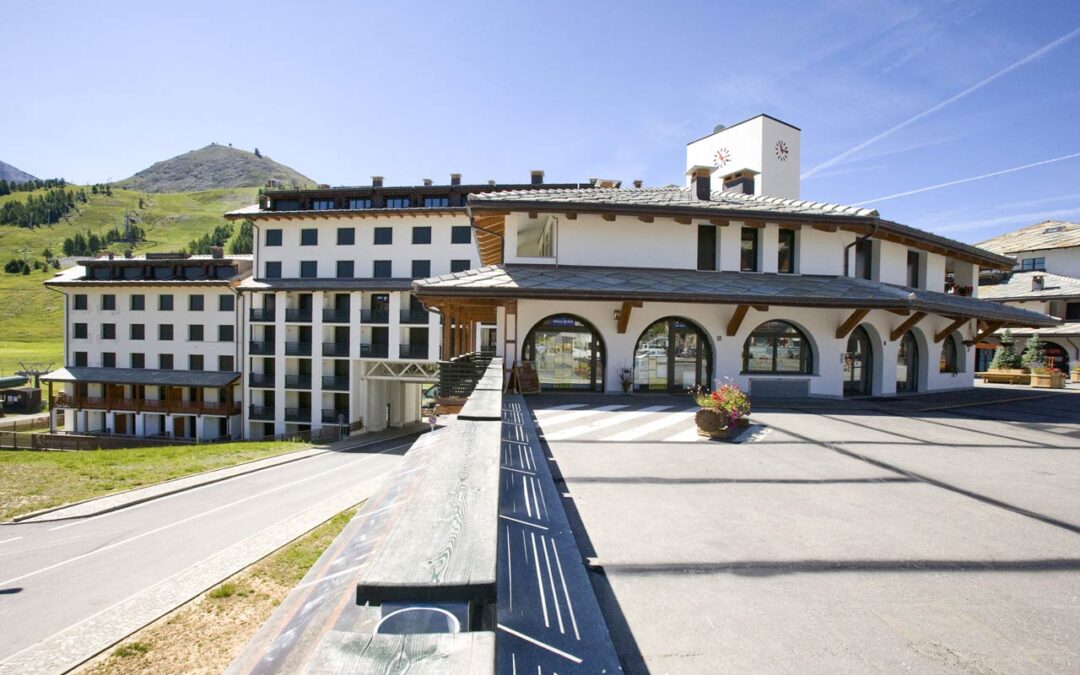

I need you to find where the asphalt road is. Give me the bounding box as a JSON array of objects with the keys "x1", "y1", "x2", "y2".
[{"x1": 0, "y1": 432, "x2": 416, "y2": 663}]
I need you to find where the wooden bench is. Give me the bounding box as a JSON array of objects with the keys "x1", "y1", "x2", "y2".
[{"x1": 979, "y1": 370, "x2": 1030, "y2": 385}]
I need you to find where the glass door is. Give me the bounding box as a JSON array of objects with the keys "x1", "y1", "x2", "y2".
[
  {"x1": 896, "y1": 332, "x2": 919, "y2": 393},
  {"x1": 844, "y1": 326, "x2": 871, "y2": 396}
]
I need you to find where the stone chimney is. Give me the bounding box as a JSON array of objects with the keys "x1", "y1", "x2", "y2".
[
  {"x1": 372, "y1": 176, "x2": 384, "y2": 188},
  {"x1": 633, "y1": 180, "x2": 643, "y2": 188},
  {"x1": 450, "y1": 173, "x2": 461, "y2": 186},
  {"x1": 531, "y1": 170, "x2": 544, "y2": 185},
  {"x1": 422, "y1": 178, "x2": 433, "y2": 186},
  {"x1": 687, "y1": 166, "x2": 713, "y2": 200}
]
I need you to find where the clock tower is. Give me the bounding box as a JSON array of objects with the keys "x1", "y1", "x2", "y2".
[{"x1": 685, "y1": 114, "x2": 801, "y2": 200}]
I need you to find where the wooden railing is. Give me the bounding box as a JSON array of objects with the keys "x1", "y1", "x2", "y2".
[
  {"x1": 437, "y1": 349, "x2": 495, "y2": 403},
  {"x1": 52, "y1": 394, "x2": 240, "y2": 416}
]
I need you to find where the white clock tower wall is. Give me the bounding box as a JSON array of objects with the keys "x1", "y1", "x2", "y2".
[{"x1": 685, "y1": 114, "x2": 800, "y2": 200}]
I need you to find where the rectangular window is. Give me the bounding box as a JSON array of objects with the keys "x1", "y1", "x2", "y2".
[
  {"x1": 189, "y1": 294, "x2": 204, "y2": 311},
  {"x1": 73, "y1": 294, "x2": 88, "y2": 310},
  {"x1": 102, "y1": 323, "x2": 116, "y2": 340},
  {"x1": 450, "y1": 259, "x2": 471, "y2": 274},
  {"x1": 300, "y1": 261, "x2": 318, "y2": 278},
  {"x1": 188, "y1": 324, "x2": 204, "y2": 342},
  {"x1": 219, "y1": 294, "x2": 234, "y2": 311},
  {"x1": 273, "y1": 199, "x2": 299, "y2": 211},
  {"x1": 337, "y1": 227, "x2": 355, "y2": 245},
  {"x1": 1066, "y1": 302, "x2": 1080, "y2": 321},
  {"x1": 1020, "y1": 257, "x2": 1046, "y2": 271},
  {"x1": 265, "y1": 261, "x2": 282, "y2": 279},
  {"x1": 451, "y1": 225, "x2": 472, "y2": 244},
  {"x1": 189, "y1": 354, "x2": 204, "y2": 371},
  {"x1": 374, "y1": 227, "x2": 393, "y2": 245},
  {"x1": 102, "y1": 294, "x2": 116, "y2": 311},
  {"x1": 130, "y1": 323, "x2": 145, "y2": 340},
  {"x1": 349, "y1": 198, "x2": 372, "y2": 209},
  {"x1": 218, "y1": 355, "x2": 235, "y2": 372},
  {"x1": 130, "y1": 294, "x2": 145, "y2": 311},
  {"x1": 854, "y1": 239, "x2": 873, "y2": 280},
  {"x1": 218, "y1": 324, "x2": 234, "y2": 342},
  {"x1": 300, "y1": 228, "x2": 318, "y2": 246},
  {"x1": 423, "y1": 196, "x2": 449, "y2": 207},
  {"x1": 74, "y1": 323, "x2": 88, "y2": 339},
  {"x1": 516, "y1": 218, "x2": 556, "y2": 257},
  {"x1": 102, "y1": 352, "x2": 116, "y2": 368},
  {"x1": 160, "y1": 294, "x2": 174, "y2": 311},
  {"x1": 312, "y1": 199, "x2": 334, "y2": 210},
  {"x1": 266, "y1": 229, "x2": 283, "y2": 246},
  {"x1": 131, "y1": 353, "x2": 144, "y2": 369},
  {"x1": 373, "y1": 260, "x2": 392, "y2": 278},
  {"x1": 385, "y1": 197, "x2": 410, "y2": 209},
  {"x1": 412, "y1": 260, "x2": 431, "y2": 278},
  {"x1": 74, "y1": 351, "x2": 88, "y2": 367},
  {"x1": 740, "y1": 227, "x2": 759, "y2": 272},
  {"x1": 412, "y1": 226, "x2": 432, "y2": 244},
  {"x1": 778, "y1": 228, "x2": 797, "y2": 274},
  {"x1": 696, "y1": 224, "x2": 717, "y2": 271},
  {"x1": 336, "y1": 260, "x2": 354, "y2": 279},
  {"x1": 159, "y1": 324, "x2": 174, "y2": 341},
  {"x1": 159, "y1": 353, "x2": 174, "y2": 370},
  {"x1": 907, "y1": 250, "x2": 921, "y2": 288}
]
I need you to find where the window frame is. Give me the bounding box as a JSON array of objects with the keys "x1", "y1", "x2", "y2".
[
  {"x1": 412, "y1": 226, "x2": 432, "y2": 244},
  {"x1": 300, "y1": 228, "x2": 318, "y2": 246},
  {"x1": 411, "y1": 260, "x2": 431, "y2": 278},
  {"x1": 189, "y1": 294, "x2": 204, "y2": 311},
  {"x1": 73, "y1": 294, "x2": 88, "y2": 310},
  {"x1": 337, "y1": 227, "x2": 355, "y2": 245},
  {"x1": 740, "y1": 227, "x2": 760, "y2": 272},
  {"x1": 159, "y1": 324, "x2": 174, "y2": 341},
  {"x1": 373, "y1": 227, "x2": 393, "y2": 245},
  {"x1": 373, "y1": 260, "x2": 392, "y2": 278},
  {"x1": 777, "y1": 228, "x2": 797, "y2": 274},
  {"x1": 264, "y1": 261, "x2": 282, "y2": 279},
  {"x1": 159, "y1": 294, "x2": 174, "y2": 311},
  {"x1": 219, "y1": 294, "x2": 234, "y2": 311},
  {"x1": 741, "y1": 320, "x2": 814, "y2": 375},
  {"x1": 300, "y1": 260, "x2": 318, "y2": 278},
  {"x1": 451, "y1": 225, "x2": 472, "y2": 244},
  {"x1": 450, "y1": 259, "x2": 471, "y2": 274},
  {"x1": 336, "y1": 260, "x2": 355, "y2": 279},
  {"x1": 265, "y1": 229, "x2": 283, "y2": 246},
  {"x1": 130, "y1": 294, "x2": 145, "y2": 311}
]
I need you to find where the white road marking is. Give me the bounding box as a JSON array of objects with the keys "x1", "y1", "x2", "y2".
[
  {"x1": 0, "y1": 536, "x2": 22, "y2": 545},
  {"x1": 544, "y1": 406, "x2": 673, "y2": 441},
  {"x1": 550, "y1": 538, "x2": 580, "y2": 640},
  {"x1": 662, "y1": 425, "x2": 705, "y2": 443},
  {"x1": 541, "y1": 534, "x2": 565, "y2": 635},
  {"x1": 497, "y1": 624, "x2": 584, "y2": 664},
  {"x1": 539, "y1": 404, "x2": 587, "y2": 412},
  {"x1": 0, "y1": 444, "x2": 410, "y2": 588},
  {"x1": 534, "y1": 405, "x2": 629, "y2": 427},
  {"x1": 506, "y1": 525, "x2": 513, "y2": 612},
  {"x1": 531, "y1": 532, "x2": 549, "y2": 628},
  {"x1": 604, "y1": 406, "x2": 699, "y2": 441}
]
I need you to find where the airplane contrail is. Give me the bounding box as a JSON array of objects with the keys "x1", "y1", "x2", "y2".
[
  {"x1": 852, "y1": 152, "x2": 1080, "y2": 206},
  {"x1": 802, "y1": 25, "x2": 1080, "y2": 179}
]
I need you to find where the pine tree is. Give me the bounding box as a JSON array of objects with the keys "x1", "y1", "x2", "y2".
[
  {"x1": 229, "y1": 219, "x2": 253, "y2": 254},
  {"x1": 1021, "y1": 333, "x2": 1047, "y2": 370},
  {"x1": 989, "y1": 329, "x2": 1023, "y2": 370}
]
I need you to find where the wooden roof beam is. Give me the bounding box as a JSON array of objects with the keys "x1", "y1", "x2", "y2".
[
  {"x1": 934, "y1": 317, "x2": 969, "y2": 343},
  {"x1": 890, "y1": 311, "x2": 927, "y2": 341},
  {"x1": 616, "y1": 301, "x2": 643, "y2": 334},
  {"x1": 602, "y1": 213, "x2": 617, "y2": 222},
  {"x1": 726, "y1": 304, "x2": 750, "y2": 336},
  {"x1": 564, "y1": 212, "x2": 578, "y2": 220},
  {"x1": 638, "y1": 215, "x2": 654, "y2": 223},
  {"x1": 965, "y1": 321, "x2": 1003, "y2": 346},
  {"x1": 812, "y1": 223, "x2": 838, "y2": 233},
  {"x1": 835, "y1": 309, "x2": 870, "y2": 340}
]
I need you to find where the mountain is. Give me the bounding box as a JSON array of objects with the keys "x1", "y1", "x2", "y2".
[
  {"x1": 0, "y1": 160, "x2": 37, "y2": 183},
  {"x1": 116, "y1": 144, "x2": 316, "y2": 193}
]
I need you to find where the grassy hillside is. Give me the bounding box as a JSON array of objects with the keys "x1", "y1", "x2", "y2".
[
  {"x1": 117, "y1": 144, "x2": 315, "y2": 193},
  {"x1": 0, "y1": 186, "x2": 257, "y2": 379}
]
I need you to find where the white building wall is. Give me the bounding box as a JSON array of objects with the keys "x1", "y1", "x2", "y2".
[
  {"x1": 685, "y1": 115, "x2": 801, "y2": 199},
  {"x1": 1013, "y1": 246, "x2": 1080, "y2": 278}
]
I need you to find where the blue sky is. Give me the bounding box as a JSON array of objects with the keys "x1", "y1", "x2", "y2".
[{"x1": 2, "y1": 0, "x2": 1078, "y2": 244}]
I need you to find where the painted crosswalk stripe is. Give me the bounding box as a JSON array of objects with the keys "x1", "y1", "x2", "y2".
[
  {"x1": 662, "y1": 424, "x2": 705, "y2": 443},
  {"x1": 544, "y1": 406, "x2": 673, "y2": 441},
  {"x1": 603, "y1": 407, "x2": 700, "y2": 442},
  {"x1": 534, "y1": 404, "x2": 630, "y2": 428}
]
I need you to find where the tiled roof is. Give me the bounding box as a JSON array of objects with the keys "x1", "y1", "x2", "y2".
[
  {"x1": 978, "y1": 270, "x2": 1080, "y2": 301},
  {"x1": 977, "y1": 220, "x2": 1080, "y2": 255},
  {"x1": 1003, "y1": 322, "x2": 1080, "y2": 338},
  {"x1": 42, "y1": 367, "x2": 241, "y2": 387},
  {"x1": 237, "y1": 277, "x2": 414, "y2": 292},
  {"x1": 414, "y1": 264, "x2": 1058, "y2": 327}
]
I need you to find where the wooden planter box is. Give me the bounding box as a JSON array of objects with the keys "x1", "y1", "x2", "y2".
[
  {"x1": 1072, "y1": 371, "x2": 1080, "y2": 384},
  {"x1": 1030, "y1": 372, "x2": 1065, "y2": 389},
  {"x1": 980, "y1": 368, "x2": 1030, "y2": 385}
]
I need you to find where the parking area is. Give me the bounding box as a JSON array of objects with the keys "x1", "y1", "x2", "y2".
[{"x1": 530, "y1": 390, "x2": 1080, "y2": 674}]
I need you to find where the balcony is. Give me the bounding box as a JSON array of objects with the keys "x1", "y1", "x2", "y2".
[
  {"x1": 322, "y1": 409, "x2": 349, "y2": 424},
  {"x1": 249, "y1": 307, "x2": 276, "y2": 322},
  {"x1": 284, "y1": 407, "x2": 311, "y2": 423},
  {"x1": 399, "y1": 343, "x2": 429, "y2": 360},
  {"x1": 322, "y1": 342, "x2": 350, "y2": 357},
  {"x1": 51, "y1": 394, "x2": 240, "y2": 416},
  {"x1": 360, "y1": 343, "x2": 389, "y2": 358},
  {"x1": 249, "y1": 340, "x2": 275, "y2": 355},
  {"x1": 285, "y1": 374, "x2": 312, "y2": 389},
  {"x1": 400, "y1": 308, "x2": 429, "y2": 324},
  {"x1": 322, "y1": 308, "x2": 350, "y2": 323},
  {"x1": 249, "y1": 373, "x2": 275, "y2": 388},
  {"x1": 249, "y1": 405, "x2": 275, "y2": 421},
  {"x1": 321, "y1": 375, "x2": 349, "y2": 391},
  {"x1": 285, "y1": 341, "x2": 312, "y2": 356},
  {"x1": 361, "y1": 309, "x2": 390, "y2": 324},
  {"x1": 285, "y1": 308, "x2": 313, "y2": 323}
]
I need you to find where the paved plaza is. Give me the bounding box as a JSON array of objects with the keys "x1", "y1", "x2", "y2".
[{"x1": 530, "y1": 389, "x2": 1080, "y2": 674}]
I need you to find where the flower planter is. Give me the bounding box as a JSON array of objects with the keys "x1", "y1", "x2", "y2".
[
  {"x1": 1030, "y1": 372, "x2": 1065, "y2": 389},
  {"x1": 697, "y1": 425, "x2": 732, "y2": 439},
  {"x1": 1072, "y1": 371, "x2": 1080, "y2": 384}
]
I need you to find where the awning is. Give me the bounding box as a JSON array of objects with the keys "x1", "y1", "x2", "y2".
[{"x1": 42, "y1": 367, "x2": 241, "y2": 388}]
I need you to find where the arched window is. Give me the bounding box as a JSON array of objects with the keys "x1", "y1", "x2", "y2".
[
  {"x1": 742, "y1": 321, "x2": 813, "y2": 374},
  {"x1": 939, "y1": 334, "x2": 959, "y2": 374},
  {"x1": 522, "y1": 314, "x2": 605, "y2": 391},
  {"x1": 633, "y1": 317, "x2": 712, "y2": 392}
]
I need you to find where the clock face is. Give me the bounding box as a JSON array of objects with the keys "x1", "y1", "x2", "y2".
[
  {"x1": 775, "y1": 139, "x2": 789, "y2": 162},
  {"x1": 713, "y1": 148, "x2": 731, "y2": 168}
]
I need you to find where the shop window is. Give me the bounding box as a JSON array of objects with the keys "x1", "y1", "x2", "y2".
[{"x1": 742, "y1": 320, "x2": 813, "y2": 374}]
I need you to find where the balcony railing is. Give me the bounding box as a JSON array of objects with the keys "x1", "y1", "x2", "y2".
[
  {"x1": 322, "y1": 342, "x2": 350, "y2": 357},
  {"x1": 249, "y1": 405, "x2": 275, "y2": 421},
  {"x1": 399, "y1": 344, "x2": 429, "y2": 359},
  {"x1": 400, "y1": 309, "x2": 429, "y2": 324},
  {"x1": 360, "y1": 343, "x2": 389, "y2": 358},
  {"x1": 249, "y1": 373, "x2": 275, "y2": 388},
  {"x1": 284, "y1": 407, "x2": 312, "y2": 423},
  {"x1": 322, "y1": 409, "x2": 350, "y2": 424},
  {"x1": 285, "y1": 341, "x2": 313, "y2": 356},
  {"x1": 249, "y1": 307, "x2": 276, "y2": 322},
  {"x1": 322, "y1": 308, "x2": 350, "y2": 323},
  {"x1": 322, "y1": 376, "x2": 349, "y2": 391},
  {"x1": 52, "y1": 394, "x2": 240, "y2": 416},
  {"x1": 361, "y1": 309, "x2": 390, "y2": 324},
  {"x1": 250, "y1": 340, "x2": 275, "y2": 355},
  {"x1": 438, "y1": 350, "x2": 495, "y2": 401},
  {"x1": 285, "y1": 308, "x2": 313, "y2": 322},
  {"x1": 285, "y1": 374, "x2": 312, "y2": 389}
]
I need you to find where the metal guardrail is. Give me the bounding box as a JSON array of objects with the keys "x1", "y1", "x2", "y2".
[
  {"x1": 437, "y1": 350, "x2": 496, "y2": 401},
  {"x1": 361, "y1": 309, "x2": 390, "y2": 324},
  {"x1": 322, "y1": 308, "x2": 350, "y2": 323},
  {"x1": 360, "y1": 343, "x2": 389, "y2": 358}
]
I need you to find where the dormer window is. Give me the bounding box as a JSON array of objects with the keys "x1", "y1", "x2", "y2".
[
  {"x1": 1019, "y1": 257, "x2": 1046, "y2": 271},
  {"x1": 385, "y1": 197, "x2": 411, "y2": 209},
  {"x1": 348, "y1": 198, "x2": 372, "y2": 209},
  {"x1": 311, "y1": 199, "x2": 334, "y2": 210},
  {"x1": 423, "y1": 196, "x2": 449, "y2": 207}
]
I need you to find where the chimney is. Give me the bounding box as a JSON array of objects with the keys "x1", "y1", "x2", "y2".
[
  {"x1": 372, "y1": 176, "x2": 384, "y2": 188},
  {"x1": 124, "y1": 249, "x2": 133, "y2": 259},
  {"x1": 211, "y1": 246, "x2": 224, "y2": 259},
  {"x1": 107, "y1": 252, "x2": 114, "y2": 261},
  {"x1": 686, "y1": 165, "x2": 712, "y2": 200},
  {"x1": 531, "y1": 170, "x2": 544, "y2": 185},
  {"x1": 450, "y1": 173, "x2": 461, "y2": 186},
  {"x1": 1032, "y1": 274, "x2": 1045, "y2": 292},
  {"x1": 488, "y1": 179, "x2": 496, "y2": 186},
  {"x1": 422, "y1": 178, "x2": 433, "y2": 186},
  {"x1": 633, "y1": 179, "x2": 643, "y2": 188}
]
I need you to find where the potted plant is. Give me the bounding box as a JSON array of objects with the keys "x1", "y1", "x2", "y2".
[
  {"x1": 1072, "y1": 365, "x2": 1080, "y2": 384},
  {"x1": 691, "y1": 379, "x2": 751, "y2": 439},
  {"x1": 619, "y1": 367, "x2": 634, "y2": 394},
  {"x1": 1030, "y1": 365, "x2": 1065, "y2": 389}
]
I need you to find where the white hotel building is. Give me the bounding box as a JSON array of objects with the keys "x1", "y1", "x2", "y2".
[{"x1": 44, "y1": 115, "x2": 1057, "y2": 442}]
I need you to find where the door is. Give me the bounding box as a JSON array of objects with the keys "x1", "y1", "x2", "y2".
[
  {"x1": 844, "y1": 326, "x2": 872, "y2": 396},
  {"x1": 634, "y1": 318, "x2": 711, "y2": 392},
  {"x1": 896, "y1": 332, "x2": 919, "y2": 393}
]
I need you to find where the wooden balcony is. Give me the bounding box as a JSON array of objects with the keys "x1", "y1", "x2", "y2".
[{"x1": 51, "y1": 394, "x2": 240, "y2": 416}]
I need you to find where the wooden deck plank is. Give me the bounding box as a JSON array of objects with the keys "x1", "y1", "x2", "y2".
[{"x1": 306, "y1": 631, "x2": 495, "y2": 674}]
